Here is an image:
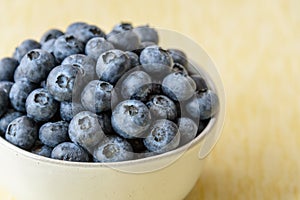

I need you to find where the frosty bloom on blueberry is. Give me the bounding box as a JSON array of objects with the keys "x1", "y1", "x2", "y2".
[{"x1": 0, "y1": 21, "x2": 220, "y2": 163}]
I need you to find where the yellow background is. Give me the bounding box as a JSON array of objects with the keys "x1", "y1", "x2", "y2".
[{"x1": 0, "y1": 0, "x2": 299, "y2": 199}]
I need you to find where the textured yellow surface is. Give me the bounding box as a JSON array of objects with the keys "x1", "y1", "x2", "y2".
[{"x1": 0, "y1": 0, "x2": 299, "y2": 199}]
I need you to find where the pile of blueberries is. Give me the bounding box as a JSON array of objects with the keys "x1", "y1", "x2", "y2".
[{"x1": 0, "y1": 22, "x2": 219, "y2": 162}]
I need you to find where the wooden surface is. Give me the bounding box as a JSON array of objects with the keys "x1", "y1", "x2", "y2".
[{"x1": 0, "y1": 0, "x2": 299, "y2": 199}]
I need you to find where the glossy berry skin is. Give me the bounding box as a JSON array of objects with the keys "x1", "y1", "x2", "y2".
[
  {"x1": 93, "y1": 136, "x2": 133, "y2": 162},
  {"x1": 111, "y1": 100, "x2": 151, "y2": 139},
  {"x1": 0, "y1": 109, "x2": 23, "y2": 137},
  {"x1": 139, "y1": 41, "x2": 156, "y2": 48},
  {"x1": 51, "y1": 142, "x2": 89, "y2": 162},
  {"x1": 25, "y1": 88, "x2": 59, "y2": 122},
  {"x1": 126, "y1": 51, "x2": 140, "y2": 67},
  {"x1": 81, "y1": 80, "x2": 113, "y2": 114},
  {"x1": 132, "y1": 25, "x2": 159, "y2": 44},
  {"x1": 17, "y1": 49, "x2": 55, "y2": 83},
  {"x1": 109, "y1": 22, "x2": 133, "y2": 35},
  {"x1": 53, "y1": 35, "x2": 84, "y2": 62},
  {"x1": 31, "y1": 143, "x2": 53, "y2": 158},
  {"x1": 68, "y1": 111, "x2": 105, "y2": 151},
  {"x1": 85, "y1": 37, "x2": 115, "y2": 61},
  {"x1": 96, "y1": 49, "x2": 131, "y2": 84},
  {"x1": 0, "y1": 81, "x2": 14, "y2": 94},
  {"x1": 143, "y1": 119, "x2": 180, "y2": 153},
  {"x1": 107, "y1": 30, "x2": 140, "y2": 52},
  {"x1": 46, "y1": 64, "x2": 83, "y2": 102},
  {"x1": 41, "y1": 38, "x2": 57, "y2": 55},
  {"x1": 66, "y1": 22, "x2": 88, "y2": 34},
  {"x1": 40, "y1": 29, "x2": 64, "y2": 44},
  {"x1": 146, "y1": 95, "x2": 177, "y2": 121},
  {"x1": 139, "y1": 46, "x2": 173, "y2": 74},
  {"x1": 5, "y1": 116, "x2": 38, "y2": 150},
  {"x1": 39, "y1": 121, "x2": 69, "y2": 147},
  {"x1": 129, "y1": 83, "x2": 162, "y2": 102},
  {"x1": 0, "y1": 57, "x2": 19, "y2": 81},
  {"x1": 59, "y1": 101, "x2": 84, "y2": 122},
  {"x1": 190, "y1": 74, "x2": 208, "y2": 92},
  {"x1": 9, "y1": 79, "x2": 38, "y2": 112},
  {"x1": 167, "y1": 48, "x2": 188, "y2": 67},
  {"x1": 121, "y1": 70, "x2": 152, "y2": 99},
  {"x1": 177, "y1": 117, "x2": 198, "y2": 146},
  {"x1": 185, "y1": 90, "x2": 219, "y2": 120},
  {"x1": 71, "y1": 24, "x2": 105, "y2": 44},
  {"x1": 0, "y1": 90, "x2": 9, "y2": 117},
  {"x1": 162, "y1": 72, "x2": 196, "y2": 101},
  {"x1": 13, "y1": 39, "x2": 41, "y2": 62},
  {"x1": 62, "y1": 54, "x2": 97, "y2": 80}
]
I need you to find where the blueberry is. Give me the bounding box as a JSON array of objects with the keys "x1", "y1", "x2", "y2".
[
  {"x1": 13, "y1": 66, "x2": 24, "y2": 82},
  {"x1": 53, "y1": 35, "x2": 84, "y2": 62},
  {"x1": 0, "y1": 90, "x2": 9, "y2": 117},
  {"x1": 69, "y1": 111, "x2": 105, "y2": 150},
  {"x1": 96, "y1": 49, "x2": 131, "y2": 84},
  {"x1": 9, "y1": 79, "x2": 38, "y2": 112},
  {"x1": 107, "y1": 29, "x2": 140, "y2": 51},
  {"x1": 41, "y1": 38, "x2": 57, "y2": 56},
  {"x1": 81, "y1": 80, "x2": 113, "y2": 114},
  {"x1": 172, "y1": 63, "x2": 188, "y2": 74},
  {"x1": 185, "y1": 90, "x2": 219, "y2": 120},
  {"x1": 109, "y1": 22, "x2": 133, "y2": 34},
  {"x1": 162, "y1": 72, "x2": 196, "y2": 101},
  {"x1": 129, "y1": 83, "x2": 162, "y2": 102},
  {"x1": 31, "y1": 141, "x2": 53, "y2": 157},
  {"x1": 132, "y1": 25, "x2": 159, "y2": 44},
  {"x1": 111, "y1": 100, "x2": 151, "y2": 139},
  {"x1": 17, "y1": 49, "x2": 55, "y2": 83},
  {"x1": 139, "y1": 41, "x2": 156, "y2": 48},
  {"x1": 106, "y1": 22, "x2": 133, "y2": 40},
  {"x1": 39, "y1": 121, "x2": 69, "y2": 147},
  {"x1": 5, "y1": 116, "x2": 38, "y2": 150},
  {"x1": 60, "y1": 101, "x2": 84, "y2": 122},
  {"x1": 26, "y1": 88, "x2": 59, "y2": 122},
  {"x1": 177, "y1": 117, "x2": 198, "y2": 146},
  {"x1": 71, "y1": 24, "x2": 105, "y2": 44},
  {"x1": 51, "y1": 142, "x2": 89, "y2": 162},
  {"x1": 190, "y1": 74, "x2": 208, "y2": 92},
  {"x1": 143, "y1": 119, "x2": 180, "y2": 153},
  {"x1": 66, "y1": 22, "x2": 88, "y2": 34},
  {"x1": 62, "y1": 54, "x2": 96, "y2": 79},
  {"x1": 32, "y1": 145, "x2": 53, "y2": 158},
  {"x1": 40, "y1": 29, "x2": 64, "y2": 44},
  {"x1": 140, "y1": 46, "x2": 173, "y2": 74},
  {"x1": 93, "y1": 136, "x2": 133, "y2": 162},
  {"x1": 125, "y1": 51, "x2": 140, "y2": 67},
  {"x1": 13, "y1": 39, "x2": 41, "y2": 62},
  {"x1": 0, "y1": 81, "x2": 14, "y2": 94},
  {"x1": 146, "y1": 95, "x2": 177, "y2": 121},
  {"x1": 46, "y1": 64, "x2": 83, "y2": 102},
  {"x1": 85, "y1": 37, "x2": 115, "y2": 61},
  {"x1": 0, "y1": 57, "x2": 19, "y2": 81},
  {"x1": 0, "y1": 109, "x2": 23, "y2": 137},
  {"x1": 121, "y1": 70, "x2": 152, "y2": 99},
  {"x1": 167, "y1": 49, "x2": 188, "y2": 67}
]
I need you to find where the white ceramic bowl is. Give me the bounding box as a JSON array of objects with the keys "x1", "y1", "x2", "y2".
[{"x1": 0, "y1": 29, "x2": 225, "y2": 200}]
